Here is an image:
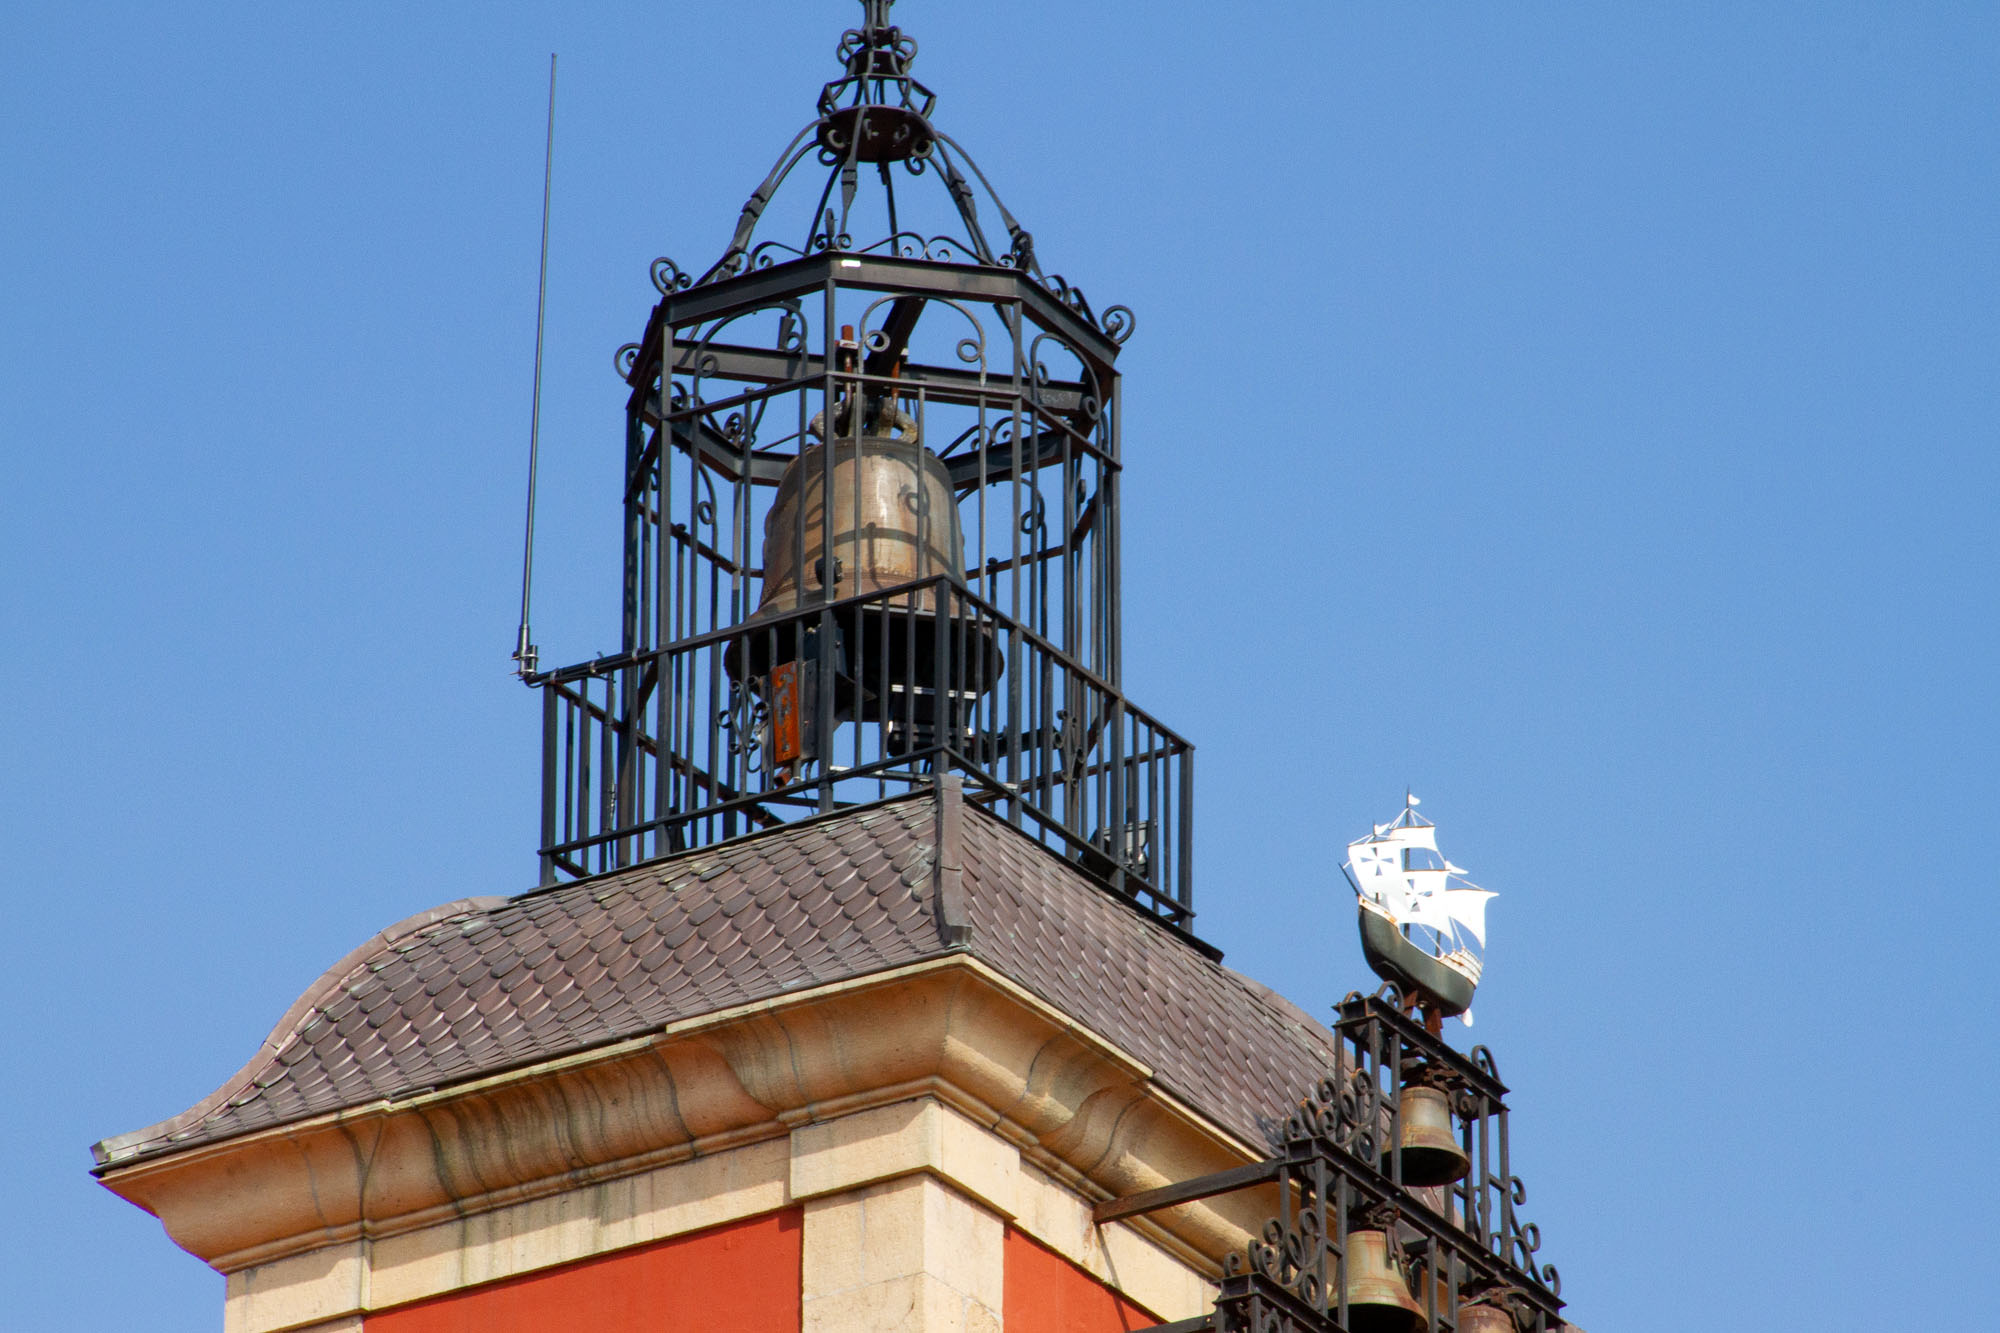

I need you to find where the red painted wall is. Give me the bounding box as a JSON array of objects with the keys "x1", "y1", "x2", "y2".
[
  {"x1": 1005, "y1": 1228, "x2": 1161, "y2": 1333},
  {"x1": 366, "y1": 1209, "x2": 802, "y2": 1333}
]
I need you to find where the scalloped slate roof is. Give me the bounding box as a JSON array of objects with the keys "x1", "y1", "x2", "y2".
[{"x1": 93, "y1": 790, "x2": 1341, "y2": 1170}]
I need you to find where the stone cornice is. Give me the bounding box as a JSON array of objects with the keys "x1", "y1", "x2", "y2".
[{"x1": 100, "y1": 955, "x2": 1277, "y2": 1276}]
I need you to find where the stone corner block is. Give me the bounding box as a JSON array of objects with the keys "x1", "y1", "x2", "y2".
[{"x1": 791, "y1": 1098, "x2": 1019, "y2": 1219}]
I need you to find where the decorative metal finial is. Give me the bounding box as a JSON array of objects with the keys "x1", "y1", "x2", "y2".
[
  {"x1": 653, "y1": 2, "x2": 1130, "y2": 342},
  {"x1": 858, "y1": 0, "x2": 895, "y2": 36},
  {"x1": 692, "y1": 0, "x2": 1060, "y2": 290},
  {"x1": 815, "y1": 0, "x2": 931, "y2": 162}
]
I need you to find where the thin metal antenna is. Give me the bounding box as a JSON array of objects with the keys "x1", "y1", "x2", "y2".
[{"x1": 513, "y1": 54, "x2": 557, "y2": 680}]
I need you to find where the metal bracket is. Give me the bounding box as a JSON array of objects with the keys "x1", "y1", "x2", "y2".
[{"x1": 1091, "y1": 1158, "x2": 1280, "y2": 1227}]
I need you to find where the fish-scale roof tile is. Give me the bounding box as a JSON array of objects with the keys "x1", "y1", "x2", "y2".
[{"x1": 94, "y1": 792, "x2": 1345, "y2": 1171}]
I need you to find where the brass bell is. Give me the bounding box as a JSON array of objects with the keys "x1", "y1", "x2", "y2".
[
  {"x1": 729, "y1": 393, "x2": 1001, "y2": 731},
  {"x1": 1387, "y1": 1084, "x2": 1470, "y2": 1187},
  {"x1": 1340, "y1": 1229, "x2": 1425, "y2": 1333},
  {"x1": 1457, "y1": 1302, "x2": 1519, "y2": 1333},
  {"x1": 752, "y1": 402, "x2": 961, "y2": 628}
]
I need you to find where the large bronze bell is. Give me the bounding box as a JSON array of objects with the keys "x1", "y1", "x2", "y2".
[
  {"x1": 754, "y1": 402, "x2": 960, "y2": 622},
  {"x1": 1340, "y1": 1229, "x2": 1425, "y2": 1333},
  {"x1": 1387, "y1": 1084, "x2": 1470, "y2": 1187},
  {"x1": 730, "y1": 396, "x2": 1000, "y2": 731}
]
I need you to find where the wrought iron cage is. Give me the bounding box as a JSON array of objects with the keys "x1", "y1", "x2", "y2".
[
  {"x1": 525, "y1": 6, "x2": 1191, "y2": 929},
  {"x1": 535, "y1": 256, "x2": 1189, "y2": 921},
  {"x1": 524, "y1": 5, "x2": 1192, "y2": 928}
]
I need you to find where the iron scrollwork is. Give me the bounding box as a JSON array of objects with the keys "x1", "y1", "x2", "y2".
[
  {"x1": 1281, "y1": 1070, "x2": 1382, "y2": 1162},
  {"x1": 1248, "y1": 1200, "x2": 1328, "y2": 1307},
  {"x1": 1500, "y1": 1177, "x2": 1561, "y2": 1297},
  {"x1": 1036, "y1": 273, "x2": 1138, "y2": 346},
  {"x1": 650, "y1": 256, "x2": 693, "y2": 295}
]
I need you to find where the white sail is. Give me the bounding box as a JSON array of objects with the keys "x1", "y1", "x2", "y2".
[
  {"x1": 1440, "y1": 888, "x2": 1497, "y2": 945},
  {"x1": 1399, "y1": 867, "x2": 1455, "y2": 932},
  {"x1": 1347, "y1": 805, "x2": 1497, "y2": 953},
  {"x1": 1384, "y1": 823, "x2": 1438, "y2": 854},
  {"x1": 1346, "y1": 836, "x2": 1406, "y2": 912},
  {"x1": 1346, "y1": 834, "x2": 1392, "y2": 865}
]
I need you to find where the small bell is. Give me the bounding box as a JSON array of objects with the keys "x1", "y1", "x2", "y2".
[
  {"x1": 1340, "y1": 1229, "x2": 1425, "y2": 1333},
  {"x1": 1457, "y1": 1302, "x2": 1519, "y2": 1333},
  {"x1": 1388, "y1": 1084, "x2": 1470, "y2": 1187}
]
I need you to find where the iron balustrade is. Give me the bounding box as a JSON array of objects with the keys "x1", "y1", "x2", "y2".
[{"x1": 535, "y1": 573, "x2": 1193, "y2": 929}]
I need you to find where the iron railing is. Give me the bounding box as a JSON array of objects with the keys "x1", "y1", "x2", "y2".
[{"x1": 536, "y1": 573, "x2": 1193, "y2": 928}]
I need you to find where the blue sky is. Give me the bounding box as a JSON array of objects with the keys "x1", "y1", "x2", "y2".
[{"x1": 4, "y1": 3, "x2": 1995, "y2": 1329}]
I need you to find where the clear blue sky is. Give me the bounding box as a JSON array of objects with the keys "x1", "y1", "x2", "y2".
[{"x1": 5, "y1": 3, "x2": 1995, "y2": 1330}]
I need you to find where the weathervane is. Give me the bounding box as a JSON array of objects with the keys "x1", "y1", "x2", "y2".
[{"x1": 1342, "y1": 794, "x2": 1496, "y2": 1031}]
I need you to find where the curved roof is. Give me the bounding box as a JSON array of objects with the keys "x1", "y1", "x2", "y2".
[{"x1": 93, "y1": 790, "x2": 1342, "y2": 1170}]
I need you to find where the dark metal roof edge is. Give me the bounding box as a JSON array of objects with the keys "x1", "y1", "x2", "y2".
[{"x1": 652, "y1": 252, "x2": 1123, "y2": 374}]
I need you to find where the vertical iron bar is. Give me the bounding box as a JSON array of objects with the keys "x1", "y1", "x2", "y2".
[
  {"x1": 575, "y1": 680, "x2": 592, "y2": 870},
  {"x1": 1178, "y1": 746, "x2": 1193, "y2": 910},
  {"x1": 1107, "y1": 695, "x2": 1125, "y2": 894},
  {"x1": 1335, "y1": 1173, "x2": 1351, "y2": 1332},
  {"x1": 1500, "y1": 1094, "x2": 1516, "y2": 1266},
  {"x1": 1106, "y1": 373, "x2": 1122, "y2": 683},
  {"x1": 598, "y1": 674, "x2": 615, "y2": 873},
  {"x1": 1477, "y1": 1089, "x2": 1494, "y2": 1250},
  {"x1": 659, "y1": 414, "x2": 681, "y2": 838},
  {"x1": 1005, "y1": 391, "x2": 1023, "y2": 824},
  {"x1": 1152, "y1": 716, "x2": 1168, "y2": 892},
  {"x1": 657, "y1": 343, "x2": 679, "y2": 832},
  {"x1": 539, "y1": 683, "x2": 558, "y2": 884},
  {"x1": 562, "y1": 688, "x2": 577, "y2": 858},
  {"x1": 818, "y1": 277, "x2": 839, "y2": 813}
]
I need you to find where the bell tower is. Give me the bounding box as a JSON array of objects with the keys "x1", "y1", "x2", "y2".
[
  {"x1": 524, "y1": 0, "x2": 1193, "y2": 935},
  {"x1": 92, "y1": 8, "x2": 1579, "y2": 1333}
]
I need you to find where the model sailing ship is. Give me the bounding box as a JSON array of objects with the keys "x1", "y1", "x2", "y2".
[{"x1": 1342, "y1": 795, "x2": 1496, "y2": 1023}]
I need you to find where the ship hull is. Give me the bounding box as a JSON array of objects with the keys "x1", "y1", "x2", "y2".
[{"x1": 1358, "y1": 905, "x2": 1476, "y2": 1016}]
